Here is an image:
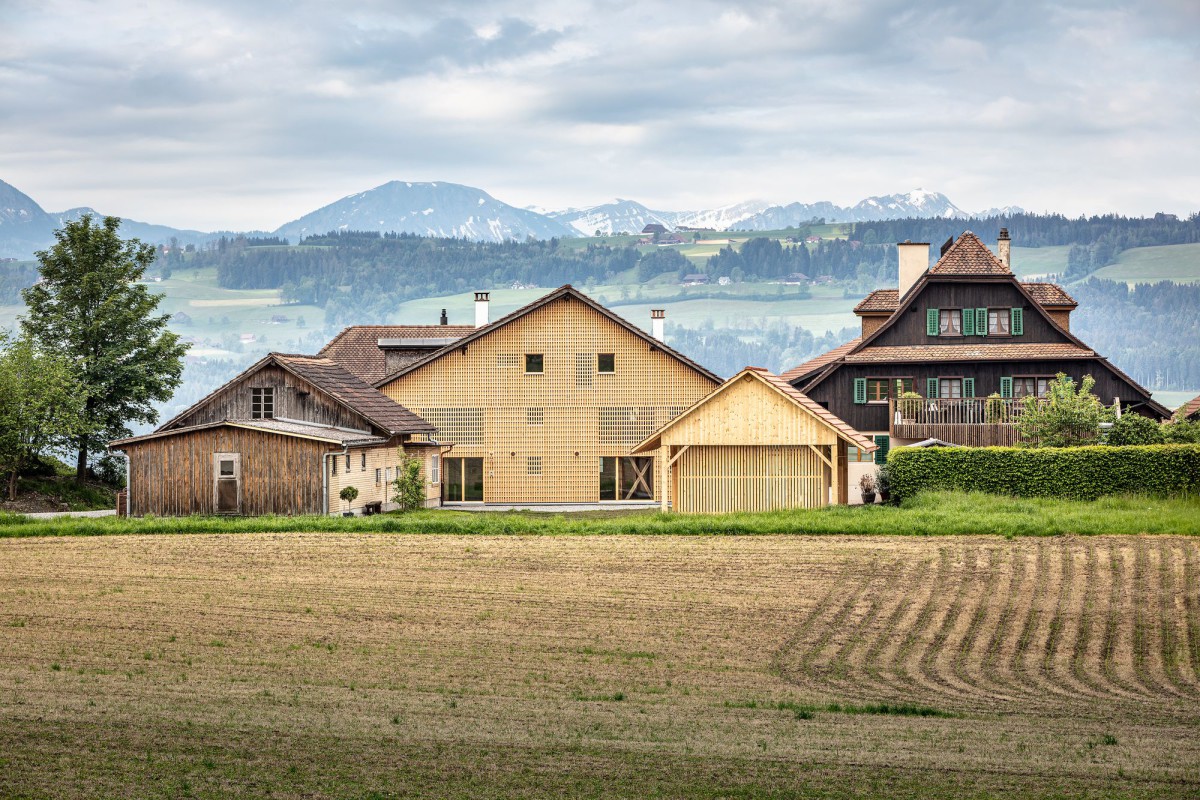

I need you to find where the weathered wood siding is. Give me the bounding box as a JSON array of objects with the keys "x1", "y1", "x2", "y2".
[
  {"x1": 871, "y1": 279, "x2": 1072, "y2": 348},
  {"x1": 380, "y1": 295, "x2": 718, "y2": 503},
  {"x1": 672, "y1": 445, "x2": 830, "y2": 514},
  {"x1": 168, "y1": 365, "x2": 372, "y2": 431},
  {"x1": 123, "y1": 427, "x2": 329, "y2": 516},
  {"x1": 805, "y1": 358, "x2": 1154, "y2": 435}
]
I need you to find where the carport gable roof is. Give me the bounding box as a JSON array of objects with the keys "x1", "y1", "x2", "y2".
[{"x1": 633, "y1": 367, "x2": 876, "y2": 453}]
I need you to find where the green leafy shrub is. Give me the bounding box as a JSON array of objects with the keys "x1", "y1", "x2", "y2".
[
  {"x1": 1163, "y1": 418, "x2": 1200, "y2": 444},
  {"x1": 391, "y1": 455, "x2": 425, "y2": 512},
  {"x1": 887, "y1": 444, "x2": 1200, "y2": 501},
  {"x1": 1015, "y1": 374, "x2": 1114, "y2": 447},
  {"x1": 1106, "y1": 414, "x2": 1164, "y2": 446}
]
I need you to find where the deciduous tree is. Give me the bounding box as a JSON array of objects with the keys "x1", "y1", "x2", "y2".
[{"x1": 21, "y1": 215, "x2": 188, "y2": 480}]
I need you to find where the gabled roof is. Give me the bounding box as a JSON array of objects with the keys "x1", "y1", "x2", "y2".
[
  {"x1": 853, "y1": 283, "x2": 1076, "y2": 314},
  {"x1": 779, "y1": 337, "x2": 861, "y2": 383},
  {"x1": 319, "y1": 324, "x2": 476, "y2": 383},
  {"x1": 373, "y1": 285, "x2": 722, "y2": 387},
  {"x1": 112, "y1": 418, "x2": 389, "y2": 448},
  {"x1": 633, "y1": 367, "x2": 875, "y2": 453},
  {"x1": 156, "y1": 353, "x2": 433, "y2": 436},
  {"x1": 928, "y1": 231, "x2": 1011, "y2": 275}
]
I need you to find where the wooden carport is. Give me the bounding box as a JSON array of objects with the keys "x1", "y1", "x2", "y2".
[{"x1": 633, "y1": 368, "x2": 876, "y2": 513}]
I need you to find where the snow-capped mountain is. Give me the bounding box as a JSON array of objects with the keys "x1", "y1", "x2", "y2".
[
  {"x1": 548, "y1": 200, "x2": 676, "y2": 237},
  {"x1": 672, "y1": 199, "x2": 772, "y2": 230},
  {"x1": 733, "y1": 190, "x2": 971, "y2": 230},
  {"x1": 274, "y1": 181, "x2": 576, "y2": 243},
  {"x1": 0, "y1": 178, "x2": 56, "y2": 259}
]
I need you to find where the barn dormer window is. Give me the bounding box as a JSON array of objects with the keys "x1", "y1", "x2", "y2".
[{"x1": 251, "y1": 387, "x2": 274, "y2": 419}]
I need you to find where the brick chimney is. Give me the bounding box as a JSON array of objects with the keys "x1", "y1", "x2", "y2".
[
  {"x1": 474, "y1": 292, "x2": 490, "y2": 328},
  {"x1": 897, "y1": 240, "x2": 930, "y2": 298},
  {"x1": 651, "y1": 309, "x2": 665, "y2": 342},
  {"x1": 997, "y1": 228, "x2": 1011, "y2": 270}
]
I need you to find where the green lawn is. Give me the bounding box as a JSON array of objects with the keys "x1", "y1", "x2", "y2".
[
  {"x1": 1092, "y1": 242, "x2": 1200, "y2": 284},
  {"x1": 4, "y1": 492, "x2": 1199, "y2": 538}
]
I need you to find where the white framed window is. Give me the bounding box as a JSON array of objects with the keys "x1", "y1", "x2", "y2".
[{"x1": 430, "y1": 454, "x2": 440, "y2": 484}]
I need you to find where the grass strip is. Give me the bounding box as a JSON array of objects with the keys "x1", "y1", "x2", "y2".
[
  {"x1": 726, "y1": 699, "x2": 959, "y2": 719},
  {"x1": 1, "y1": 491, "x2": 1198, "y2": 539}
]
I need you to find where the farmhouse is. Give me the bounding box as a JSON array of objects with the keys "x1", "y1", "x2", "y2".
[
  {"x1": 375, "y1": 286, "x2": 721, "y2": 505},
  {"x1": 634, "y1": 367, "x2": 875, "y2": 513},
  {"x1": 781, "y1": 229, "x2": 1169, "y2": 499},
  {"x1": 110, "y1": 353, "x2": 439, "y2": 516}
]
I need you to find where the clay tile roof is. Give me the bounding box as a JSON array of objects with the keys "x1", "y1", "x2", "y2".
[
  {"x1": 273, "y1": 354, "x2": 434, "y2": 434},
  {"x1": 757, "y1": 371, "x2": 876, "y2": 452},
  {"x1": 853, "y1": 289, "x2": 899, "y2": 313},
  {"x1": 1176, "y1": 394, "x2": 1200, "y2": 420},
  {"x1": 843, "y1": 343, "x2": 1095, "y2": 363},
  {"x1": 1020, "y1": 282, "x2": 1078, "y2": 306},
  {"x1": 779, "y1": 337, "x2": 861, "y2": 383},
  {"x1": 319, "y1": 325, "x2": 475, "y2": 383},
  {"x1": 928, "y1": 231, "x2": 1011, "y2": 275}
]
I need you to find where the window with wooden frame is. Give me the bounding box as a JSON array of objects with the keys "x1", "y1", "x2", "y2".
[
  {"x1": 525, "y1": 353, "x2": 544, "y2": 374},
  {"x1": 938, "y1": 377, "x2": 964, "y2": 399},
  {"x1": 846, "y1": 445, "x2": 873, "y2": 463},
  {"x1": 938, "y1": 309, "x2": 963, "y2": 336},
  {"x1": 988, "y1": 308, "x2": 1012, "y2": 336},
  {"x1": 864, "y1": 377, "x2": 915, "y2": 403},
  {"x1": 1013, "y1": 375, "x2": 1053, "y2": 398},
  {"x1": 251, "y1": 387, "x2": 274, "y2": 419},
  {"x1": 598, "y1": 353, "x2": 615, "y2": 374}
]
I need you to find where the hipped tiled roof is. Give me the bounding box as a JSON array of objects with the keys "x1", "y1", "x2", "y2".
[
  {"x1": 1021, "y1": 283, "x2": 1078, "y2": 307},
  {"x1": 928, "y1": 231, "x2": 1011, "y2": 275},
  {"x1": 843, "y1": 343, "x2": 1095, "y2": 363},
  {"x1": 319, "y1": 324, "x2": 475, "y2": 383},
  {"x1": 853, "y1": 290, "x2": 899, "y2": 313},
  {"x1": 779, "y1": 338, "x2": 861, "y2": 383}
]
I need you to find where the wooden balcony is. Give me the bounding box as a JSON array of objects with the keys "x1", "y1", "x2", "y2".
[{"x1": 888, "y1": 397, "x2": 1035, "y2": 447}]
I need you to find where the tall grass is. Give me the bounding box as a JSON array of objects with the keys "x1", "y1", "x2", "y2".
[{"x1": 1, "y1": 492, "x2": 1198, "y2": 538}]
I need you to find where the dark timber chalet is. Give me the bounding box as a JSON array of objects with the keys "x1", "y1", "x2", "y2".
[
  {"x1": 110, "y1": 353, "x2": 437, "y2": 516},
  {"x1": 781, "y1": 230, "x2": 1170, "y2": 496}
]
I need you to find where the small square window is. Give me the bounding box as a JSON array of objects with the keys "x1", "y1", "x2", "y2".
[
  {"x1": 251, "y1": 387, "x2": 274, "y2": 419},
  {"x1": 219, "y1": 460, "x2": 235, "y2": 477},
  {"x1": 598, "y1": 353, "x2": 615, "y2": 373},
  {"x1": 525, "y1": 354, "x2": 544, "y2": 373}
]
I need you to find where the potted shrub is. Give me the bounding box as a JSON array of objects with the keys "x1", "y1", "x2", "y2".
[
  {"x1": 339, "y1": 485, "x2": 359, "y2": 517},
  {"x1": 898, "y1": 391, "x2": 923, "y2": 423},
  {"x1": 876, "y1": 465, "x2": 892, "y2": 504},
  {"x1": 858, "y1": 472, "x2": 877, "y2": 505}
]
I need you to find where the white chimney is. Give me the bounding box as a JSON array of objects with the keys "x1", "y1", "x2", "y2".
[
  {"x1": 997, "y1": 227, "x2": 1011, "y2": 270},
  {"x1": 651, "y1": 309, "x2": 665, "y2": 342},
  {"x1": 897, "y1": 240, "x2": 930, "y2": 299},
  {"x1": 474, "y1": 292, "x2": 490, "y2": 328}
]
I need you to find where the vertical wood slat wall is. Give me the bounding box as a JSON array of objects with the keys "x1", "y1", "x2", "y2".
[
  {"x1": 673, "y1": 445, "x2": 830, "y2": 514},
  {"x1": 123, "y1": 428, "x2": 328, "y2": 516},
  {"x1": 380, "y1": 296, "x2": 718, "y2": 503}
]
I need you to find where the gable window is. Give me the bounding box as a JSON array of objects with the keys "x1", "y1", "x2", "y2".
[
  {"x1": 1013, "y1": 376, "x2": 1052, "y2": 398},
  {"x1": 251, "y1": 387, "x2": 274, "y2": 419},
  {"x1": 988, "y1": 308, "x2": 1012, "y2": 336},
  {"x1": 525, "y1": 354, "x2": 544, "y2": 374},
  {"x1": 598, "y1": 353, "x2": 615, "y2": 374},
  {"x1": 938, "y1": 309, "x2": 963, "y2": 336}
]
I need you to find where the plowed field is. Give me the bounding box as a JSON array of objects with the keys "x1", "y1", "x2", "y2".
[{"x1": 2, "y1": 533, "x2": 1198, "y2": 798}]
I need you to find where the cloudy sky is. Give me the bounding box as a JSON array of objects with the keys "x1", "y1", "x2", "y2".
[{"x1": 1, "y1": 0, "x2": 1197, "y2": 230}]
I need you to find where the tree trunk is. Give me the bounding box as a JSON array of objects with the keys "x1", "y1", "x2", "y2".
[
  {"x1": 7, "y1": 469, "x2": 17, "y2": 502},
  {"x1": 76, "y1": 439, "x2": 88, "y2": 482}
]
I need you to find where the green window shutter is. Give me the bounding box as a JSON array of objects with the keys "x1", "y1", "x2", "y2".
[
  {"x1": 962, "y1": 307, "x2": 975, "y2": 336},
  {"x1": 926, "y1": 308, "x2": 939, "y2": 336},
  {"x1": 976, "y1": 308, "x2": 988, "y2": 336},
  {"x1": 926, "y1": 377, "x2": 939, "y2": 398},
  {"x1": 1000, "y1": 376, "x2": 1013, "y2": 398},
  {"x1": 1011, "y1": 307, "x2": 1024, "y2": 335},
  {"x1": 963, "y1": 378, "x2": 975, "y2": 398},
  {"x1": 873, "y1": 435, "x2": 890, "y2": 465},
  {"x1": 853, "y1": 377, "x2": 867, "y2": 404}
]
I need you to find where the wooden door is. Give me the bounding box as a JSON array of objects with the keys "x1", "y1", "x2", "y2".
[{"x1": 213, "y1": 453, "x2": 241, "y2": 514}]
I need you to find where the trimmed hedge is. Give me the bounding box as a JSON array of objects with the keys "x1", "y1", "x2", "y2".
[{"x1": 888, "y1": 444, "x2": 1200, "y2": 501}]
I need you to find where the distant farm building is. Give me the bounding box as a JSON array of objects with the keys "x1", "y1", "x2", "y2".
[{"x1": 641, "y1": 223, "x2": 668, "y2": 235}]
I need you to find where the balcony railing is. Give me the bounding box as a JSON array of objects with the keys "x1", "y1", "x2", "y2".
[{"x1": 888, "y1": 397, "x2": 1041, "y2": 447}]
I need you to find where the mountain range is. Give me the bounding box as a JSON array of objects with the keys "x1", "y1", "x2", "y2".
[{"x1": 0, "y1": 177, "x2": 1025, "y2": 260}]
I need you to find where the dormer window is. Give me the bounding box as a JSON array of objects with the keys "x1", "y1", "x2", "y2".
[{"x1": 251, "y1": 387, "x2": 274, "y2": 419}]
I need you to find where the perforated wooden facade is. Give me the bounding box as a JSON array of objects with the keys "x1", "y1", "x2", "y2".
[
  {"x1": 378, "y1": 287, "x2": 720, "y2": 504},
  {"x1": 635, "y1": 368, "x2": 876, "y2": 514}
]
